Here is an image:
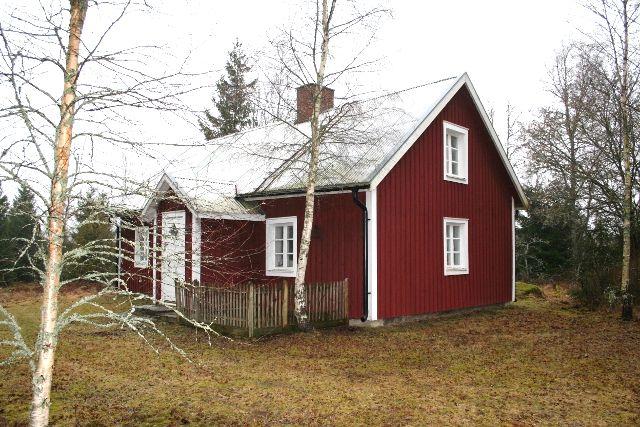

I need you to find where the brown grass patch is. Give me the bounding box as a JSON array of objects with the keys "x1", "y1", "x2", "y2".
[{"x1": 1, "y1": 285, "x2": 639, "y2": 425}]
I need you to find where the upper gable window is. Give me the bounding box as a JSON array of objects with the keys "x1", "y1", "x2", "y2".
[{"x1": 443, "y1": 121, "x2": 469, "y2": 184}]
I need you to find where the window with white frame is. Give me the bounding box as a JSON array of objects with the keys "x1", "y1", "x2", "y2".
[
  {"x1": 266, "y1": 217, "x2": 297, "y2": 277},
  {"x1": 443, "y1": 218, "x2": 469, "y2": 275},
  {"x1": 134, "y1": 226, "x2": 150, "y2": 268},
  {"x1": 443, "y1": 121, "x2": 469, "y2": 183}
]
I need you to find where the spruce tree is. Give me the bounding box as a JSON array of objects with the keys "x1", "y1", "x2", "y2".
[
  {"x1": 5, "y1": 184, "x2": 41, "y2": 283},
  {"x1": 0, "y1": 184, "x2": 11, "y2": 285},
  {"x1": 199, "y1": 41, "x2": 257, "y2": 139},
  {"x1": 67, "y1": 189, "x2": 116, "y2": 281}
]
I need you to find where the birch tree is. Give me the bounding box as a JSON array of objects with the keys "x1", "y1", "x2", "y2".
[
  {"x1": 258, "y1": 0, "x2": 388, "y2": 328},
  {"x1": 584, "y1": 0, "x2": 639, "y2": 320},
  {"x1": 294, "y1": 0, "x2": 334, "y2": 329},
  {"x1": 525, "y1": 45, "x2": 593, "y2": 281},
  {"x1": 27, "y1": 3, "x2": 87, "y2": 422},
  {"x1": 0, "y1": 2, "x2": 219, "y2": 425},
  {"x1": 524, "y1": 1, "x2": 640, "y2": 315}
]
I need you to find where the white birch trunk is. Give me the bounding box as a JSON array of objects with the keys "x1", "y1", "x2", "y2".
[
  {"x1": 294, "y1": 0, "x2": 334, "y2": 329},
  {"x1": 620, "y1": 0, "x2": 633, "y2": 320},
  {"x1": 29, "y1": 2, "x2": 88, "y2": 425}
]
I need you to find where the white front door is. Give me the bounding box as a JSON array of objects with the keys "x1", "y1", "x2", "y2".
[{"x1": 161, "y1": 211, "x2": 185, "y2": 303}]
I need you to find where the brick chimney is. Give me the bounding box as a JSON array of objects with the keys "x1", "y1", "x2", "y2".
[{"x1": 295, "y1": 84, "x2": 335, "y2": 124}]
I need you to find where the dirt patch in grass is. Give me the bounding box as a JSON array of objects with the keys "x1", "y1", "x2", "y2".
[
  {"x1": 1, "y1": 285, "x2": 639, "y2": 425},
  {"x1": 0, "y1": 282, "x2": 101, "y2": 305}
]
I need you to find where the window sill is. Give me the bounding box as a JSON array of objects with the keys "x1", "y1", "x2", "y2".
[
  {"x1": 134, "y1": 262, "x2": 149, "y2": 269},
  {"x1": 444, "y1": 174, "x2": 468, "y2": 184},
  {"x1": 444, "y1": 268, "x2": 469, "y2": 276},
  {"x1": 266, "y1": 268, "x2": 296, "y2": 278}
]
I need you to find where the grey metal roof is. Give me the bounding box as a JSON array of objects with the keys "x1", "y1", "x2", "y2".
[{"x1": 141, "y1": 73, "x2": 527, "y2": 218}]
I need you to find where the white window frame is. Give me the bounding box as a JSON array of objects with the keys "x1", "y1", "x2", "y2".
[
  {"x1": 443, "y1": 121, "x2": 469, "y2": 184},
  {"x1": 266, "y1": 216, "x2": 297, "y2": 277},
  {"x1": 443, "y1": 217, "x2": 469, "y2": 276},
  {"x1": 134, "y1": 226, "x2": 150, "y2": 268}
]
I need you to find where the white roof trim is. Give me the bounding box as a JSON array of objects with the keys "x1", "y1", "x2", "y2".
[
  {"x1": 243, "y1": 189, "x2": 353, "y2": 201},
  {"x1": 140, "y1": 173, "x2": 196, "y2": 222},
  {"x1": 200, "y1": 213, "x2": 265, "y2": 221},
  {"x1": 368, "y1": 73, "x2": 528, "y2": 209},
  {"x1": 140, "y1": 173, "x2": 265, "y2": 222}
]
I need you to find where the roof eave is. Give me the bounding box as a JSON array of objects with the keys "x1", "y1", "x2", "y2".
[{"x1": 239, "y1": 182, "x2": 370, "y2": 200}]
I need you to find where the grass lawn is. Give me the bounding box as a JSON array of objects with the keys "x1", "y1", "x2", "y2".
[{"x1": 1, "y1": 284, "x2": 639, "y2": 426}]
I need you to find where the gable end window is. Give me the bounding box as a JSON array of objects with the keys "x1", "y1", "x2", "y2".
[
  {"x1": 134, "y1": 226, "x2": 150, "y2": 268},
  {"x1": 266, "y1": 217, "x2": 297, "y2": 277},
  {"x1": 443, "y1": 121, "x2": 469, "y2": 184},
  {"x1": 443, "y1": 217, "x2": 469, "y2": 275}
]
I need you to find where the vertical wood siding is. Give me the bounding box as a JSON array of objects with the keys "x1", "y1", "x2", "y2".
[
  {"x1": 376, "y1": 87, "x2": 518, "y2": 319},
  {"x1": 120, "y1": 191, "x2": 364, "y2": 317},
  {"x1": 200, "y1": 219, "x2": 265, "y2": 285},
  {"x1": 261, "y1": 193, "x2": 365, "y2": 319},
  {"x1": 120, "y1": 225, "x2": 154, "y2": 296}
]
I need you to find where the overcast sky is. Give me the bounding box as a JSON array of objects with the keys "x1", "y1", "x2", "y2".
[
  {"x1": 137, "y1": 0, "x2": 591, "y2": 141},
  {"x1": 1, "y1": 0, "x2": 594, "y2": 201}
]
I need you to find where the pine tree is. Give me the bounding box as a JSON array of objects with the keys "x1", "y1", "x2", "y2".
[
  {"x1": 5, "y1": 184, "x2": 41, "y2": 283},
  {"x1": 199, "y1": 41, "x2": 257, "y2": 139},
  {"x1": 67, "y1": 189, "x2": 116, "y2": 281},
  {"x1": 0, "y1": 183, "x2": 11, "y2": 285}
]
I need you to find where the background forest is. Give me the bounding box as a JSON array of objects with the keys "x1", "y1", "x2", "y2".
[{"x1": 516, "y1": 4, "x2": 640, "y2": 310}]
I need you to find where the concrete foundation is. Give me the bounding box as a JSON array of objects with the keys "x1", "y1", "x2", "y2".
[{"x1": 349, "y1": 302, "x2": 510, "y2": 328}]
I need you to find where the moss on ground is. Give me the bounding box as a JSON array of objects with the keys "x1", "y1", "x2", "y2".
[
  {"x1": 516, "y1": 282, "x2": 545, "y2": 299},
  {"x1": 1, "y1": 284, "x2": 639, "y2": 425}
]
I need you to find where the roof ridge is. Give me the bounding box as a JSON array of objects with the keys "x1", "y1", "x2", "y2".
[
  {"x1": 167, "y1": 172, "x2": 236, "y2": 188},
  {"x1": 353, "y1": 76, "x2": 460, "y2": 105}
]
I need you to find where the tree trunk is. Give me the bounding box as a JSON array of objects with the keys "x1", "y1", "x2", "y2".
[
  {"x1": 620, "y1": 0, "x2": 633, "y2": 321},
  {"x1": 294, "y1": 0, "x2": 333, "y2": 330},
  {"x1": 565, "y1": 101, "x2": 580, "y2": 283},
  {"x1": 29, "y1": 1, "x2": 88, "y2": 425}
]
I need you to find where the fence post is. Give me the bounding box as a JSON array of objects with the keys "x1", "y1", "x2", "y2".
[
  {"x1": 193, "y1": 280, "x2": 202, "y2": 322},
  {"x1": 174, "y1": 279, "x2": 181, "y2": 312},
  {"x1": 247, "y1": 282, "x2": 255, "y2": 338},
  {"x1": 282, "y1": 280, "x2": 289, "y2": 327},
  {"x1": 343, "y1": 278, "x2": 349, "y2": 320}
]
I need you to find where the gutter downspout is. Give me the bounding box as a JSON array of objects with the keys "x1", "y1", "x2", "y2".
[
  {"x1": 351, "y1": 188, "x2": 369, "y2": 322},
  {"x1": 152, "y1": 216, "x2": 158, "y2": 302},
  {"x1": 116, "y1": 217, "x2": 122, "y2": 286}
]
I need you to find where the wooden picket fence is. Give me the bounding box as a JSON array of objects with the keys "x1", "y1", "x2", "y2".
[{"x1": 175, "y1": 279, "x2": 349, "y2": 337}]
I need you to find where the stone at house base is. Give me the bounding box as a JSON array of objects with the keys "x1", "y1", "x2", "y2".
[
  {"x1": 134, "y1": 304, "x2": 179, "y2": 322},
  {"x1": 349, "y1": 303, "x2": 510, "y2": 328}
]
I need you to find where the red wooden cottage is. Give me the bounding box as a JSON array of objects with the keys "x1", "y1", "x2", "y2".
[{"x1": 119, "y1": 73, "x2": 528, "y2": 324}]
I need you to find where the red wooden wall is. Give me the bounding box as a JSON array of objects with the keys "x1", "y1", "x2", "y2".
[
  {"x1": 376, "y1": 87, "x2": 517, "y2": 319},
  {"x1": 260, "y1": 193, "x2": 365, "y2": 319},
  {"x1": 200, "y1": 218, "x2": 265, "y2": 285},
  {"x1": 120, "y1": 222, "x2": 154, "y2": 296},
  {"x1": 121, "y1": 190, "x2": 364, "y2": 316}
]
